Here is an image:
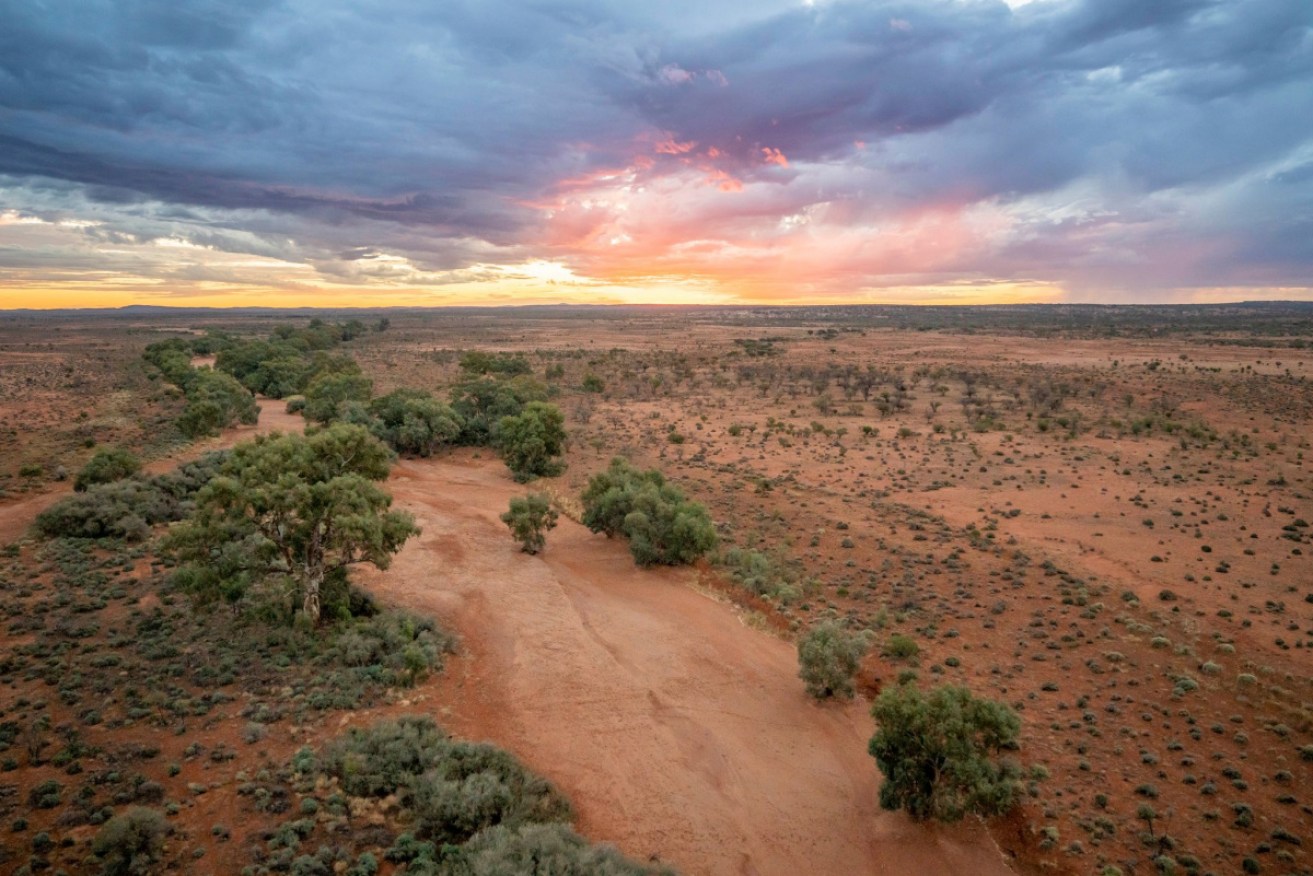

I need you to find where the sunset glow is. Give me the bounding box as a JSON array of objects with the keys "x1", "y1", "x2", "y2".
[{"x1": 1, "y1": 1, "x2": 1310, "y2": 309}]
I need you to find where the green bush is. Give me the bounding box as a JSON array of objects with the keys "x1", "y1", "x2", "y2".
[
  {"x1": 449, "y1": 822, "x2": 673, "y2": 875},
  {"x1": 368, "y1": 389, "x2": 463, "y2": 457},
  {"x1": 320, "y1": 717, "x2": 572, "y2": 846},
  {"x1": 325, "y1": 609, "x2": 455, "y2": 685},
  {"x1": 581, "y1": 458, "x2": 716, "y2": 567},
  {"x1": 90, "y1": 806, "x2": 170, "y2": 875},
  {"x1": 459, "y1": 352, "x2": 532, "y2": 377},
  {"x1": 36, "y1": 452, "x2": 225, "y2": 542},
  {"x1": 302, "y1": 371, "x2": 373, "y2": 425},
  {"x1": 74, "y1": 448, "x2": 142, "y2": 492},
  {"x1": 497, "y1": 402, "x2": 567, "y2": 482},
  {"x1": 500, "y1": 493, "x2": 559, "y2": 554},
  {"x1": 798, "y1": 621, "x2": 871, "y2": 699},
  {"x1": 869, "y1": 683, "x2": 1023, "y2": 822},
  {"x1": 35, "y1": 480, "x2": 181, "y2": 541},
  {"x1": 719, "y1": 547, "x2": 807, "y2": 604},
  {"x1": 411, "y1": 744, "x2": 571, "y2": 843},
  {"x1": 882, "y1": 634, "x2": 920, "y2": 661},
  {"x1": 322, "y1": 716, "x2": 451, "y2": 797},
  {"x1": 450, "y1": 375, "x2": 549, "y2": 446},
  {"x1": 178, "y1": 370, "x2": 259, "y2": 438},
  {"x1": 150, "y1": 451, "x2": 229, "y2": 501}
]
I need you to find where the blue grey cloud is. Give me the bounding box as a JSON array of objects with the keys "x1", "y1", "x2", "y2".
[{"x1": 0, "y1": 0, "x2": 1309, "y2": 300}]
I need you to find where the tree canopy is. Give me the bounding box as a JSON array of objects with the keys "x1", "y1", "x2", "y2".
[
  {"x1": 368, "y1": 388, "x2": 464, "y2": 457},
  {"x1": 501, "y1": 492, "x2": 559, "y2": 554},
  {"x1": 497, "y1": 401, "x2": 567, "y2": 482},
  {"x1": 449, "y1": 375, "x2": 548, "y2": 446},
  {"x1": 868, "y1": 683, "x2": 1023, "y2": 823},
  {"x1": 580, "y1": 458, "x2": 716, "y2": 567},
  {"x1": 162, "y1": 424, "x2": 417, "y2": 624},
  {"x1": 797, "y1": 621, "x2": 871, "y2": 699},
  {"x1": 303, "y1": 370, "x2": 374, "y2": 425},
  {"x1": 176, "y1": 369, "x2": 259, "y2": 439}
]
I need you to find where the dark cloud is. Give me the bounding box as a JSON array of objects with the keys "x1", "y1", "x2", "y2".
[{"x1": 0, "y1": 0, "x2": 1309, "y2": 299}]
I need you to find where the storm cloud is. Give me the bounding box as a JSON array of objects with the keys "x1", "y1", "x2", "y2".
[{"x1": 0, "y1": 0, "x2": 1309, "y2": 304}]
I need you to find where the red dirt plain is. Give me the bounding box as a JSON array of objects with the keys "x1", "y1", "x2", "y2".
[
  {"x1": 358, "y1": 452, "x2": 1014, "y2": 876},
  {"x1": 2, "y1": 308, "x2": 1311, "y2": 876}
]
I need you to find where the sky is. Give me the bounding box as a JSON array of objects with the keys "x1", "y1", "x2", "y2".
[{"x1": 0, "y1": 0, "x2": 1310, "y2": 309}]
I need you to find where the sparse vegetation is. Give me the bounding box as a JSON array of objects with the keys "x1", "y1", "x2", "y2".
[{"x1": 5, "y1": 306, "x2": 1313, "y2": 876}]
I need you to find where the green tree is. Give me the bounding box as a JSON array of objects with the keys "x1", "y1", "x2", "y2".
[
  {"x1": 580, "y1": 458, "x2": 716, "y2": 567},
  {"x1": 459, "y1": 351, "x2": 532, "y2": 376},
  {"x1": 798, "y1": 621, "x2": 871, "y2": 699},
  {"x1": 868, "y1": 683, "x2": 1023, "y2": 822},
  {"x1": 141, "y1": 338, "x2": 194, "y2": 387},
  {"x1": 622, "y1": 483, "x2": 716, "y2": 567},
  {"x1": 176, "y1": 369, "x2": 259, "y2": 438},
  {"x1": 369, "y1": 389, "x2": 464, "y2": 457},
  {"x1": 450, "y1": 375, "x2": 548, "y2": 445},
  {"x1": 501, "y1": 493, "x2": 559, "y2": 554},
  {"x1": 580, "y1": 458, "x2": 661, "y2": 538},
  {"x1": 497, "y1": 401, "x2": 566, "y2": 482},
  {"x1": 74, "y1": 447, "x2": 141, "y2": 492},
  {"x1": 303, "y1": 370, "x2": 374, "y2": 424},
  {"x1": 161, "y1": 424, "x2": 417, "y2": 624}
]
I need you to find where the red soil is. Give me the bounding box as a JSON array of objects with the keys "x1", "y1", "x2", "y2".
[{"x1": 358, "y1": 452, "x2": 1017, "y2": 876}]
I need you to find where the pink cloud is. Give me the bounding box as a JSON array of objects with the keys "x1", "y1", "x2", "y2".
[{"x1": 659, "y1": 64, "x2": 694, "y2": 85}]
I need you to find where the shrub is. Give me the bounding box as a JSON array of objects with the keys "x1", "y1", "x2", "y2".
[
  {"x1": 28, "y1": 779, "x2": 61, "y2": 809},
  {"x1": 497, "y1": 402, "x2": 567, "y2": 482},
  {"x1": 302, "y1": 371, "x2": 373, "y2": 425},
  {"x1": 450, "y1": 375, "x2": 548, "y2": 446},
  {"x1": 324, "y1": 609, "x2": 454, "y2": 685},
  {"x1": 798, "y1": 621, "x2": 871, "y2": 699},
  {"x1": 451, "y1": 822, "x2": 672, "y2": 875},
  {"x1": 868, "y1": 683, "x2": 1023, "y2": 822},
  {"x1": 368, "y1": 389, "x2": 463, "y2": 457},
  {"x1": 580, "y1": 458, "x2": 716, "y2": 566},
  {"x1": 322, "y1": 716, "x2": 452, "y2": 797},
  {"x1": 410, "y1": 743, "x2": 571, "y2": 843},
  {"x1": 90, "y1": 806, "x2": 170, "y2": 875},
  {"x1": 151, "y1": 451, "x2": 229, "y2": 501},
  {"x1": 720, "y1": 547, "x2": 806, "y2": 604},
  {"x1": 178, "y1": 370, "x2": 259, "y2": 438},
  {"x1": 459, "y1": 352, "x2": 532, "y2": 377},
  {"x1": 501, "y1": 493, "x2": 559, "y2": 555},
  {"x1": 74, "y1": 448, "x2": 141, "y2": 492},
  {"x1": 320, "y1": 717, "x2": 573, "y2": 847},
  {"x1": 882, "y1": 634, "x2": 920, "y2": 661},
  {"x1": 35, "y1": 480, "x2": 181, "y2": 541}
]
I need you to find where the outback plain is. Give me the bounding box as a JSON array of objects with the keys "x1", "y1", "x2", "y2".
[{"x1": 1, "y1": 303, "x2": 1311, "y2": 876}]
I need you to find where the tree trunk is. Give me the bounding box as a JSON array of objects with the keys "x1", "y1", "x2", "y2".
[{"x1": 303, "y1": 567, "x2": 323, "y2": 624}]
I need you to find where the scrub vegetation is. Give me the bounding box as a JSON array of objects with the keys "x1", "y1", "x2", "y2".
[{"x1": 2, "y1": 302, "x2": 1312, "y2": 876}]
